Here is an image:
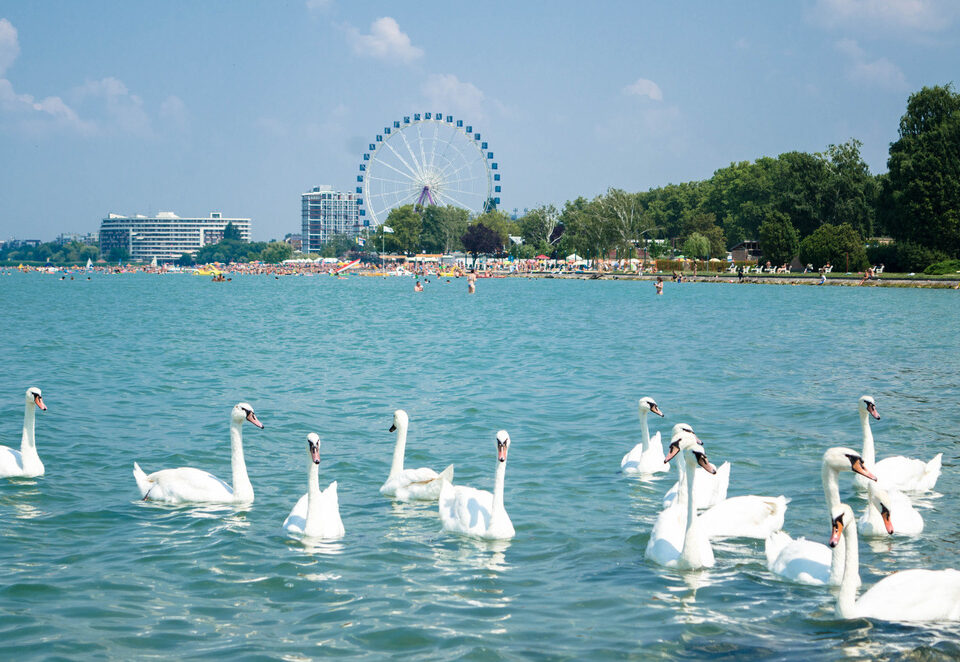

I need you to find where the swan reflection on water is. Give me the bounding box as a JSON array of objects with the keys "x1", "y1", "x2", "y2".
[
  {"x1": 432, "y1": 538, "x2": 512, "y2": 574},
  {"x1": 297, "y1": 538, "x2": 345, "y2": 556}
]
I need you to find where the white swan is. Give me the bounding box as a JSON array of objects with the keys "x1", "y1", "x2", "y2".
[
  {"x1": 765, "y1": 447, "x2": 880, "y2": 586},
  {"x1": 621, "y1": 397, "x2": 668, "y2": 476},
  {"x1": 859, "y1": 482, "x2": 922, "y2": 537},
  {"x1": 380, "y1": 409, "x2": 454, "y2": 501},
  {"x1": 700, "y1": 495, "x2": 789, "y2": 540},
  {"x1": 831, "y1": 502, "x2": 960, "y2": 621},
  {"x1": 283, "y1": 433, "x2": 344, "y2": 540},
  {"x1": 854, "y1": 395, "x2": 941, "y2": 494},
  {"x1": 645, "y1": 430, "x2": 717, "y2": 569},
  {"x1": 0, "y1": 387, "x2": 47, "y2": 478},
  {"x1": 662, "y1": 423, "x2": 730, "y2": 509},
  {"x1": 439, "y1": 430, "x2": 514, "y2": 540},
  {"x1": 133, "y1": 402, "x2": 263, "y2": 504}
]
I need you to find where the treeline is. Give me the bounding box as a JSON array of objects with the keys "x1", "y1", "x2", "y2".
[
  {"x1": 0, "y1": 240, "x2": 100, "y2": 265},
  {"x1": 343, "y1": 84, "x2": 959, "y2": 273},
  {"x1": 177, "y1": 223, "x2": 293, "y2": 265}
]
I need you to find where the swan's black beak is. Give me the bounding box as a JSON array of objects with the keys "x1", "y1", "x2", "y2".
[
  {"x1": 389, "y1": 424, "x2": 396, "y2": 432},
  {"x1": 34, "y1": 394, "x2": 46, "y2": 411}
]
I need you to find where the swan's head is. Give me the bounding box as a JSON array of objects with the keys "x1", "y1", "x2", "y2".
[
  {"x1": 390, "y1": 409, "x2": 408, "y2": 433},
  {"x1": 639, "y1": 397, "x2": 664, "y2": 417},
  {"x1": 233, "y1": 402, "x2": 264, "y2": 429},
  {"x1": 306, "y1": 432, "x2": 321, "y2": 465},
  {"x1": 822, "y1": 447, "x2": 876, "y2": 481},
  {"x1": 858, "y1": 395, "x2": 880, "y2": 420},
  {"x1": 26, "y1": 387, "x2": 46, "y2": 411},
  {"x1": 868, "y1": 488, "x2": 895, "y2": 535},
  {"x1": 496, "y1": 430, "x2": 511, "y2": 463},
  {"x1": 664, "y1": 431, "x2": 716, "y2": 473},
  {"x1": 670, "y1": 423, "x2": 702, "y2": 445},
  {"x1": 829, "y1": 504, "x2": 857, "y2": 547}
]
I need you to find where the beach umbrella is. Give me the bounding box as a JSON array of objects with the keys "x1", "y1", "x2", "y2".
[{"x1": 536, "y1": 254, "x2": 549, "y2": 260}]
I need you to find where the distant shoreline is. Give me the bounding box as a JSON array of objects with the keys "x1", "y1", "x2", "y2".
[{"x1": 511, "y1": 272, "x2": 960, "y2": 289}]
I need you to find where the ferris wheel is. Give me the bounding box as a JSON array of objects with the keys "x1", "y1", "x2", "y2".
[{"x1": 357, "y1": 113, "x2": 501, "y2": 228}]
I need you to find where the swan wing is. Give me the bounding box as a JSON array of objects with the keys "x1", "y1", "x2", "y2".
[
  {"x1": 439, "y1": 484, "x2": 493, "y2": 537},
  {"x1": 875, "y1": 454, "x2": 941, "y2": 493},
  {"x1": 621, "y1": 442, "x2": 645, "y2": 472},
  {"x1": 0, "y1": 445, "x2": 25, "y2": 477},
  {"x1": 385, "y1": 466, "x2": 445, "y2": 501},
  {"x1": 283, "y1": 493, "x2": 309, "y2": 534},
  {"x1": 644, "y1": 505, "x2": 685, "y2": 567},
  {"x1": 766, "y1": 534, "x2": 831, "y2": 585},
  {"x1": 856, "y1": 569, "x2": 960, "y2": 621},
  {"x1": 701, "y1": 495, "x2": 788, "y2": 539},
  {"x1": 692, "y1": 461, "x2": 731, "y2": 509},
  {"x1": 140, "y1": 466, "x2": 234, "y2": 504},
  {"x1": 304, "y1": 481, "x2": 345, "y2": 540}
]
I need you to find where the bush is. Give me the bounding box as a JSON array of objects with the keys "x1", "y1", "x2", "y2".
[
  {"x1": 866, "y1": 243, "x2": 899, "y2": 271},
  {"x1": 896, "y1": 241, "x2": 949, "y2": 272},
  {"x1": 923, "y1": 259, "x2": 960, "y2": 275},
  {"x1": 799, "y1": 223, "x2": 869, "y2": 271}
]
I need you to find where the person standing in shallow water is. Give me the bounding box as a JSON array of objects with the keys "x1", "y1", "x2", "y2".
[
  {"x1": 467, "y1": 269, "x2": 477, "y2": 294},
  {"x1": 656, "y1": 276, "x2": 664, "y2": 295}
]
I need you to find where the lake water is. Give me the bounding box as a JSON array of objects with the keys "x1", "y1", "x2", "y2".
[{"x1": 1, "y1": 272, "x2": 958, "y2": 660}]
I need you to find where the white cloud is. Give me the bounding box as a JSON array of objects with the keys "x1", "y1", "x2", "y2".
[
  {"x1": 0, "y1": 18, "x2": 19, "y2": 76},
  {"x1": 74, "y1": 77, "x2": 151, "y2": 135},
  {"x1": 0, "y1": 78, "x2": 91, "y2": 133},
  {"x1": 813, "y1": 0, "x2": 954, "y2": 31},
  {"x1": 421, "y1": 73, "x2": 485, "y2": 119},
  {"x1": 622, "y1": 78, "x2": 663, "y2": 101},
  {"x1": 835, "y1": 38, "x2": 908, "y2": 90},
  {"x1": 348, "y1": 17, "x2": 423, "y2": 64}
]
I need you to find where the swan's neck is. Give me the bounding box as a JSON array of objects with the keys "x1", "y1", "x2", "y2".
[
  {"x1": 306, "y1": 460, "x2": 321, "y2": 527},
  {"x1": 389, "y1": 424, "x2": 407, "y2": 478},
  {"x1": 230, "y1": 420, "x2": 253, "y2": 502},
  {"x1": 491, "y1": 459, "x2": 507, "y2": 521},
  {"x1": 860, "y1": 410, "x2": 875, "y2": 466},
  {"x1": 837, "y1": 515, "x2": 861, "y2": 618},
  {"x1": 21, "y1": 400, "x2": 36, "y2": 454},
  {"x1": 679, "y1": 457, "x2": 700, "y2": 564},
  {"x1": 676, "y1": 458, "x2": 689, "y2": 506},
  {"x1": 639, "y1": 411, "x2": 650, "y2": 452},
  {"x1": 821, "y1": 464, "x2": 841, "y2": 513}
]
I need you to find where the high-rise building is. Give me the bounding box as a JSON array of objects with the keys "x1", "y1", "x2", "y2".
[
  {"x1": 99, "y1": 212, "x2": 251, "y2": 262},
  {"x1": 301, "y1": 186, "x2": 363, "y2": 253}
]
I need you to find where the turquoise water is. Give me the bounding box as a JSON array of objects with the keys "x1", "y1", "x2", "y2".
[{"x1": 1, "y1": 273, "x2": 958, "y2": 660}]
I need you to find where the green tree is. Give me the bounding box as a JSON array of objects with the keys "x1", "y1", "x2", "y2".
[
  {"x1": 885, "y1": 84, "x2": 960, "y2": 258},
  {"x1": 798, "y1": 223, "x2": 868, "y2": 271},
  {"x1": 108, "y1": 246, "x2": 130, "y2": 262},
  {"x1": 461, "y1": 222, "x2": 502, "y2": 257},
  {"x1": 681, "y1": 232, "x2": 710, "y2": 259},
  {"x1": 223, "y1": 222, "x2": 241, "y2": 241},
  {"x1": 420, "y1": 205, "x2": 469, "y2": 253},
  {"x1": 519, "y1": 204, "x2": 561, "y2": 248},
  {"x1": 380, "y1": 205, "x2": 422, "y2": 254},
  {"x1": 758, "y1": 211, "x2": 800, "y2": 265},
  {"x1": 259, "y1": 241, "x2": 293, "y2": 263}
]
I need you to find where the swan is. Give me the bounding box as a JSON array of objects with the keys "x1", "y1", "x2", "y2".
[
  {"x1": 133, "y1": 402, "x2": 263, "y2": 504},
  {"x1": 621, "y1": 397, "x2": 668, "y2": 476},
  {"x1": 859, "y1": 482, "x2": 923, "y2": 537},
  {"x1": 854, "y1": 395, "x2": 941, "y2": 494},
  {"x1": 439, "y1": 430, "x2": 514, "y2": 540},
  {"x1": 283, "y1": 433, "x2": 344, "y2": 539},
  {"x1": 380, "y1": 409, "x2": 454, "y2": 501},
  {"x1": 700, "y1": 494, "x2": 789, "y2": 540},
  {"x1": 644, "y1": 430, "x2": 717, "y2": 569},
  {"x1": 0, "y1": 387, "x2": 47, "y2": 478},
  {"x1": 765, "y1": 447, "x2": 881, "y2": 586},
  {"x1": 830, "y1": 502, "x2": 960, "y2": 621},
  {"x1": 662, "y1": 423, "x2": 730, "y2": 509}
]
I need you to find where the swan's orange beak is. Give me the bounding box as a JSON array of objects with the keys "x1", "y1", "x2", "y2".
[
  {"x1": 866, "y1": 401, "x2": 880, "y2": 420},
  {"x1": 830, "y1": 516, "x2": 844, "y2": 547},
  {"x1": 850, "y1": 457, "x2": 877, "y2": 481},
  {"x1": 246, "y1": 410, "x2": 264, "y2": 429},
  {"x1": 34, "y1": 394, "x2": 46, "y2": 411},
  {"x1": 694, "y1": 451, "x2": 717, "y2": 474},
  {"x1": 310, "y1": 445, "x2": 320, "y2": 464},
  {"x1": 650, "y1": 403, "x2": 664, "y2": 417},
  {"x1": 664, "y1": 441, "x2": 680, "y2": 463},
  {"x1": 880, "y1": 503, "x2": 894, "y2": 535}
]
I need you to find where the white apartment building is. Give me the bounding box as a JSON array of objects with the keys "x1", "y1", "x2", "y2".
[
  {"x1": 301, "y1": 186, "x2": 363, "y2": 253},
  {"x1": 99, "y1": 212, "x2": 251, "y2": 262}
]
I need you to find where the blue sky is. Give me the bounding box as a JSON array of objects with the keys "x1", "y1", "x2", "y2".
[{"x1": 1, "y1": 0, "x2": 958, "y2": 241}]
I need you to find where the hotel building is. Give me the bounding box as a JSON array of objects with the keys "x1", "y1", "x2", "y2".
[
  {"x1": 99, "y1": 212, "x2": 252, "y2": 263},
  {"x1": 301, "y1": 186, "x2": 363, "y2": 253}
]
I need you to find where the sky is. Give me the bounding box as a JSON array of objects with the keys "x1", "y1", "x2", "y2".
[{"x1": 1, "y1": 0, "x2": 958, "y2": 241}]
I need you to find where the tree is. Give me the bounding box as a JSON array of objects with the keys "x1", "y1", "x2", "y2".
[
  {"x1": 461, "y1": 222, "x2": 502, "y2": 257},
  {"x1": 259, "y1": 241, "x2": 293, "y2": 263},
  {"x1": 681, "y1": 232, "x2": 710, "y2": 259},
  {"x1": 798, "y1": 223, "x2": 868, "y2": 271},
  {"x1": 108, "y1": 246, "x2": 130, "y2": 262},
  {"x1": 758, "y1": 211, "x2": 800, "y2": 265},
  {"x1": 320, "y1": 234, "x2": 360, "y2": 258},
  {"x1": 420, "y1": 205, "x2": 469, "y2": 253},
  {"x1": 380, "y1": 205, "x2": 422, "y2": 254},
  {"x1": 223, "y1": 222, "x2": 241, "y2": 241},
  {"x1": 519, "y1": 204, "x2": 561, "y2": 248},
  {"x1": 885, "y1": 84, "x2": 960, "y2": 259}
]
